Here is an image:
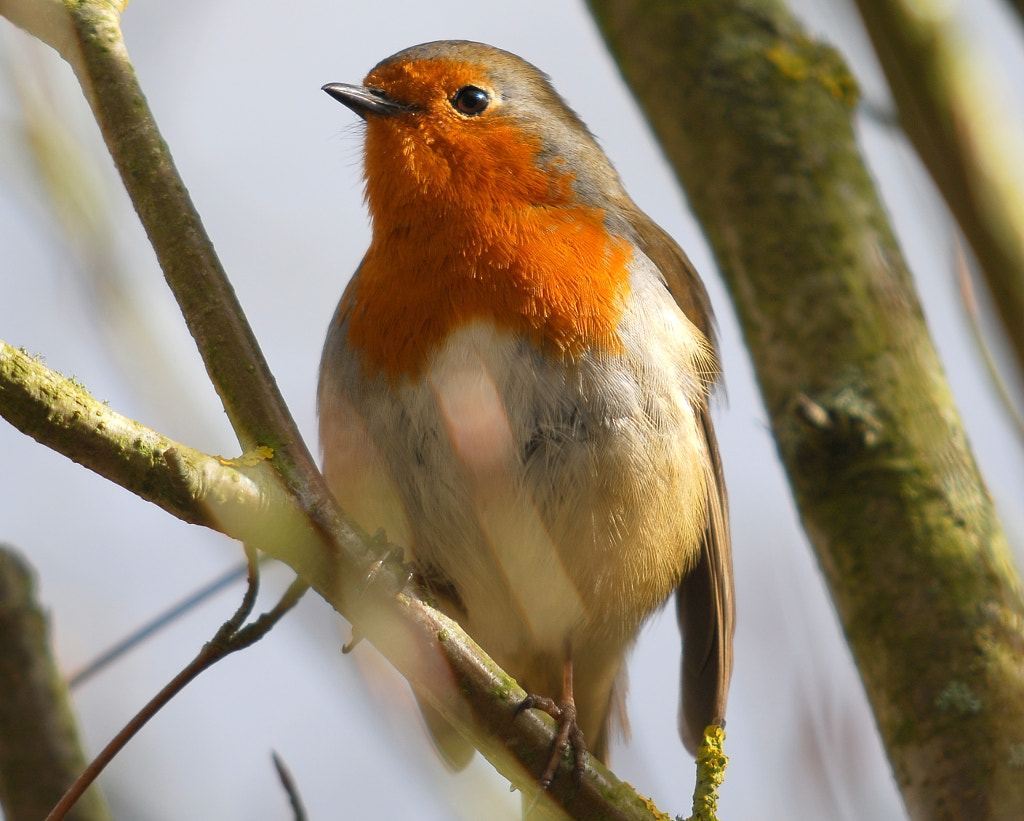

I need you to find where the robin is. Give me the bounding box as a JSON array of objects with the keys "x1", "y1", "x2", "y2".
[{"x1": 318, "y1": 40, "x2": 733, "y2": 788}]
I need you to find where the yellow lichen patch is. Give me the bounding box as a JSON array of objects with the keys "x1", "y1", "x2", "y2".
[
  {"x1": 624, "y1": 784, "x2": 672, "y2": 820},
  {"x1": 821, "y1": 68, "x2": 859, "y2": 108},
  {"x1": 687, "y1": 725, "x2": 728, "y2": 821},
  {"x1": 767, "y1": 41, "x2": 860, "y2": 109},
  {"x1": 219, "y1": 445, "x2": 274, "y2": 467},
  {"x1": 767, "y1": 43, "x2": 809, "y2": 81}
]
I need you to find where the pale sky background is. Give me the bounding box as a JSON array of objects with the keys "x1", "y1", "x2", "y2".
[{"x1": 2, "y1": 0, "x2": 1024, "y2": 819}]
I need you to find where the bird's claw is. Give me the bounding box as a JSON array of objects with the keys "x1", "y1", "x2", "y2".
[
  {"x1": 358, "y1": 531, "x2": 413, "y2": 596},
  {"x1": 341, "y1": 628, "x2": 363, "y2": 654},
  {"x1": 516, "y1": 693, "x2": 587, "y2": 789}
]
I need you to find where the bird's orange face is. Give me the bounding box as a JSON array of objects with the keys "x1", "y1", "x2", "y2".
[
  {"x1": 360, "y1": 57, "x2": 575, "y2": 217},
  {"x1": 339, "y1": 54, "x2": 634, "y2": 381}
]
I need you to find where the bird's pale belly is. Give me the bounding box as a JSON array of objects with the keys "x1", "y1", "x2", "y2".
[{"x1": 320, "y1": 319, "x2": 710, "y2": 681}]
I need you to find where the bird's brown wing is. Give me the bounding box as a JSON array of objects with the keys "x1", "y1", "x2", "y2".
[
  {"x1": 626, "y1": 211, "x2": 717, "y2": 348},
  {"x1": 677, "y1": 405, "x2": 733, "y2": 752},
  {"x1": 626, "y1": 209, "x2": 735, "y2": 754}
]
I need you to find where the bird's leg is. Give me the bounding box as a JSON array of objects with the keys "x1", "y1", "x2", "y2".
[{"x1": 516, "y1": 651, "x2": 587, "y2": 789}]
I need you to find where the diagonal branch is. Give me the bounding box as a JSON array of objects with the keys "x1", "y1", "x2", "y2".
[
  {"x1": 0, "y1": 340, "x2": 317, "y2": 549},
  {"x1": 852, "y1": 0, "x2": 1024, "y2": 386}
]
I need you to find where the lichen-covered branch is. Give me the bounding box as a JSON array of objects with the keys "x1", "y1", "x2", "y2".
[
  {"x1": 0, "y1": 546, "x2": 111, "y2": 821},
  {"x1": 852, "y1": 0, "x2": 1024, "y2": 383},
  {"x1": 0, "y1": 340, "x2": 336, "y2": 578},
  {"x1": 585, "y1": 0, "x2": 1024, "y2": 818}
]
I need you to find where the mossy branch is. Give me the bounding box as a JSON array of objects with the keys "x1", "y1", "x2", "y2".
[
  {"x1": 586, "y1": 0, "x2": 1024, "y2": 819},
  {"x1": 0, "y1": 340, "x2": 319, "y2": 553}
]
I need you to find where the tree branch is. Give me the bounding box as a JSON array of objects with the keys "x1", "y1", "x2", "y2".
[
  {"x1": 585, "y1": 1, "x2": 1024, "y2": 818},
  {"x1": 852, "y1": 0, "x2": 1024, "y2": 384},
  {"x1": 0, "y1": 546, "x2": 112, "y2": 821},
  {"x1": 0, "y1": 341, "x2": 288, "y2": 532}
]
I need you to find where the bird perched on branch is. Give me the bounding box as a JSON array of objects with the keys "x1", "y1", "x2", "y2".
[{"x1": 318, "y1": 40, "x2": 733, "y2": 788}]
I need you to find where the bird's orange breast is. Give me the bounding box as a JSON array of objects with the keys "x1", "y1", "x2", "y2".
[{"x1": 341, "y1": 59, "x2": 633, "y2": 381}]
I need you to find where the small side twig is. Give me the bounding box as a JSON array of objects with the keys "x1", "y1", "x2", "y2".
[
  {"x1": 955, "y1": 240, "x2": 1024, "y2": 443},
  {"x1": 271, "y1": 751, "x2": 308, "y2": 821},
  {"x1": 44, "y1": 549, "x2": 308, "y2": 821},
  {"x1": 686, "y1": 725, "x2": 728, "y2": 821},
  {"x1": 69, "y1": 558, "x2": 256, "y2": 689}
]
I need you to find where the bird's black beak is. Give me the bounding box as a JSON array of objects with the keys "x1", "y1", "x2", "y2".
[{"x1": 322, "y1": 83, "x2": 408, "y2": 119}]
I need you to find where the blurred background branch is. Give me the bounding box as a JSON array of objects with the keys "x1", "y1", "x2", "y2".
[
  {"x1": 0, "y1": 546, "x2": 111, "y2": 821},
  {"x1": 853, "y1": 0, "x2": 1024, "y2": 388}
]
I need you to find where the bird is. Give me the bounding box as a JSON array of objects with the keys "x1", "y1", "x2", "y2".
[{"x1": 317, "y1": 40, "x2": 733, "y2": 787}]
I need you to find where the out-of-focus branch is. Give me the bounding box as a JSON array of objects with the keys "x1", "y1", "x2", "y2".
[
  {"x1": 955, "y1": 242, "x2": 1024, "y2": 443},
  {"x1": 1008, "y1": 0, "x2": 1024, "y2": 30},
  {"x1": 853, "y1": 0, "x2": 1024, "y2": 383},
  {"x1": 0, "y1": 546, "x2": 111, "y2": 821},
  {"x1": 586, "y1": 0, "x2": 1024, "y2": 818}
]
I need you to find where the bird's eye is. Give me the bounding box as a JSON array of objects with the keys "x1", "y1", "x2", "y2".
[{"x1": 451, "y1": 86, "x2": 490, "y2": 116}]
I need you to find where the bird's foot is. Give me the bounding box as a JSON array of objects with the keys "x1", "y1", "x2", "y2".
[
  {"x1": 516, "y1": 692, "x2": 587, "y2": 789},
  {"x1": 359, "y1": 530, "x2": 414, "y2": 596}
]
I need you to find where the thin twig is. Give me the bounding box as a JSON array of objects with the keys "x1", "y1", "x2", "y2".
[
  {"x1": 955, "y1": 240, "x2": 1024, "y2": 443},
  {"x1": 686, "y1": 726, "x2": 728, "y2": 821},
  {"x1": 69, "y1": 559, "x2": 255, "y2": 689},
  {"x1": 44, "y1": 551, "x2": 308, "y2": 821},
  {"x1": 271, "y1": 751, "x2": 308, "y2": 821}
]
